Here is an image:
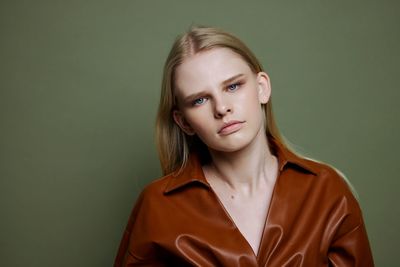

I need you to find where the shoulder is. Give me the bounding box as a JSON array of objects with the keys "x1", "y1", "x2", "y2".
[
  {"x1": 277, "y1": 140, "x2": 356, "y2": 199},
  {"x1": 123, "y1": 173, "x2": 178, "y2": 238},
  {"x1": 287, "y1": 156, "x2": 366, "y2": 231},
  {"x1": 296, "y1": 156, "x2": 357, "y2": 199},
  {"x1": 115, "y1": 174, "x2": 178, "y2": 265},
  {"x1": 298, "y1": 157, "x2": 364, "y2": 224},
  {"x1": 135, "y1": 173, "x2": 175, "y2": 204},
  {"x1": 285, "y1": 156, "x2": 374, "y2": 264}
]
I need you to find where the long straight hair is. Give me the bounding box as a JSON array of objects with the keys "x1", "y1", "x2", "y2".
[
  {"x1": 155, "y1": 26, "x2": 289, "y2": 175},
  {"x1": 155, "y1": 26, "x2": 357, "y2": 196}
]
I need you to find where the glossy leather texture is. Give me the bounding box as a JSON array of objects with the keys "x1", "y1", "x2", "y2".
[{"x1": 114, "y1": 138, "x2": 374, "y2": 266}]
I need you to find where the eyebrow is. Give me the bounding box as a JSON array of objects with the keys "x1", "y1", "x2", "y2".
[
  {"x1": 221, "y1": 73, "x2": 245, "y2": 86},
  {"x1": 182, "y1": 73, "x2": 245, "y2": 103}
]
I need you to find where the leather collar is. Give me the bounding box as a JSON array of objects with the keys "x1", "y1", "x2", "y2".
[{"x1": 163, "y1": 137, "x2": 318, "y2": 194}]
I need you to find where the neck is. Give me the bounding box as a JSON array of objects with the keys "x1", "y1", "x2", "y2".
[{"x1": 205, "y1": 129, "x2": 277, "y2": 194}]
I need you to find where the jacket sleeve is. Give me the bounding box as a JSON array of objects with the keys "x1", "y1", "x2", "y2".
[
  {"x1": 328, "y1": 220, "x2": 374, "y2": 266},
  {"x1": 113, "y1": 190, "x2": 167, "y2": 267},
  {"x1": 326, "y1": 189, "x2": 374, "y2": 266}
]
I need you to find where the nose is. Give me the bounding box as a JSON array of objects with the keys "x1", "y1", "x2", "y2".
[{"x1": 214, "y1": 96, "x2": 232, "y2": 119}]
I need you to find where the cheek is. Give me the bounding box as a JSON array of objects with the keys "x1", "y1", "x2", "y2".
[
  {"x1": 235, "y1": 92, "x2": 265, "y2": 127},
  {"x1": 183, "y1": 110, "x2": 211, "y2": 133},
  {"x1": 235, "y1": 88, "x2": 261, "y2": 110}
]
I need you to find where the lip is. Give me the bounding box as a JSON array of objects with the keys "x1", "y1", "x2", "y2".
[{"x1": 218, "y1": 120, "x2": 245, "y2": 135}]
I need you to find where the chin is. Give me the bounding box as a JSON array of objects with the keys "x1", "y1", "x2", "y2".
[{"x1": 209, "y1": 137, "x2": 253, "y2": 153}]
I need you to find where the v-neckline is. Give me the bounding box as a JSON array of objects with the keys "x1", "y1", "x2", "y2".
[{"x1": 203, "y1": 166, "x2": 281, "y2": 261}]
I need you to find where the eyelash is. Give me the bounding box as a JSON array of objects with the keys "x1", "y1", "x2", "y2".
[
  {"x1": 193, "y1": 98, "x2": 207, "y2": 106},
  {"x1": 191, "y1": 81, "x2": 243, "y2": 106},
  {"x1": 227, "y1": 82, "x2": 242, "y2": 91}
]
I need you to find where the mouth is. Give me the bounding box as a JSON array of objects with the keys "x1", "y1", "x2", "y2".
[{"x1": 218, "y1": 120, "x2": 245, "y2": 135}]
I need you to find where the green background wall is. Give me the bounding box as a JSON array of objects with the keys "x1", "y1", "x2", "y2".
[{"x1": 1, "y1": 0, "x2": 398, "y2": 266}]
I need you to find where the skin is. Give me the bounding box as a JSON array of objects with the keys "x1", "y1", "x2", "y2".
[{"x1": 173, "y1": 47, "x2": 279, "y2": 255}]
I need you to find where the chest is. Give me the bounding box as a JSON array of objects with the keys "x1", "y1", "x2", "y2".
[
  {"x1": 154, "y1": 173, "x2": 333, "y2": 266},
  {"x1": 213, "y1": 186, "x2": 274, "y2": 256}
]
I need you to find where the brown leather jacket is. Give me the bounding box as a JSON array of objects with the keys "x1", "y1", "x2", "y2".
[{"x1": 114, "y1": 139, "x2": 374, "y2": 266}]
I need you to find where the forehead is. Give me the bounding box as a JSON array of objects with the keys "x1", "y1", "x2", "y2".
[{"x1": 174, "y1": 48, "x2": 253, "y2": 96}]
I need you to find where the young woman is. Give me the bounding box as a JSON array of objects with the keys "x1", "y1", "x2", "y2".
[{"x1": 114, "y1": 26, "x2": 374, "y2": 266}]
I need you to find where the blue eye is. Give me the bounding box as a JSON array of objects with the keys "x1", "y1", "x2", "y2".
[
  {"x1": 193, "y1": 97, "x2": 207, "y2": 106},
  {"x1": 227, "y1": 83, "x2": 240, "y2": 91}
]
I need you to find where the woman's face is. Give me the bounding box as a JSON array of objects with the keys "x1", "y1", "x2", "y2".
[{"x1": 173, "y1": 47, "x2": 271, "y2": 153}]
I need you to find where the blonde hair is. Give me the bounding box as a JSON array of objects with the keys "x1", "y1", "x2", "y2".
[
  {"x1": 156, "y1": 26, "x2": 289, "y2": 175},
  {"x1": 155, "y1": 26, "x2": 358, "y2": 197}
]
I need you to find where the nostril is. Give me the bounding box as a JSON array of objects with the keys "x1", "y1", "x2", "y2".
[{"x1": 215, "y1": 107, "x2": 232, "y2": 118}]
